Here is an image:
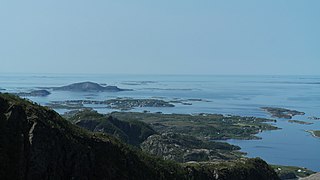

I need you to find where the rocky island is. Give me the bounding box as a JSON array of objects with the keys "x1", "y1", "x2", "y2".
[
  {"x1": 52, "y1": 81, "x2": 131, "y2": 92},
  {"x1": 0, "y1": 93, "x2": 280, "y2": 179},
  {"x1": 261, "y1": 107, "x2": 305, "y2": 119}
]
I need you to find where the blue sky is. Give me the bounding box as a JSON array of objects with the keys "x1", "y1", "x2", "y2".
[{"x1": 1, "y1": 1, "x2": 319, "y2": 75}]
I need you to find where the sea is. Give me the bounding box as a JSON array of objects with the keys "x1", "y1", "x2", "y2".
[{"x1": 1, "y1": 73, "x2": 319, "y2": 171}]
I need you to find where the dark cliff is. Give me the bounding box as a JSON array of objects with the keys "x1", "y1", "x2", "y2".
[{"x1": 0, "y1": 93, "x2": 279, "y2": 180}]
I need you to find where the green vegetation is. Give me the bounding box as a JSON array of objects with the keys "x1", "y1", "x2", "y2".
[
  {"x1": 314, "y1": 130, "x2": 320, "y2": 137},
  {"x1": 47, "y1": 98, "x2": 175, "y2": 110},
  {"x1": 288, "y1": 120, "x2": 313, "y2": 125},
  {"x1": 271, "y1": 165, "x2": 315, "y2": 179},
  {"x1": 261, "y1": 107, "x2": 305, "y2": 119},
  {"x1": 0, "y1": 93, "x2": 280, "y2": 179},
  {"x1": 183, "y1": 158, "x2": 280, "y2": 180},
  {"x1": 109, "y1": 112, "x2": 279, "y2": 140},
  {"x1": 64, "y1": 110, "x2": 242, "y2": 161},
  {"x1": 65, "y1": 109, "x2": 157, "y2": 146},
  {"x1": 141, "y1": 133, "x2": 243, "y2": 162},
  {"x1": 105, "y1": 98, "x2": 174, "y2": 110},
  {"x1": 307, "y1": 130, "x2": 320, "y2": 138}
]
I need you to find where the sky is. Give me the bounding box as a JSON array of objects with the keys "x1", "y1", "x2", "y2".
[{"x1": 1, "y1": 1, "x2": 319, "y2": 75}]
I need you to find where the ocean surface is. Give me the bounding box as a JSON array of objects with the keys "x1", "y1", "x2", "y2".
[{"x1": 1, "y1": 73, "x2": 320, "y2": 171}]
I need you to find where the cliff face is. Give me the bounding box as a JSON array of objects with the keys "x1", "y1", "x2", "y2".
[{"x1": 0, "y1": 93, "x2": 280, "y2": 180}]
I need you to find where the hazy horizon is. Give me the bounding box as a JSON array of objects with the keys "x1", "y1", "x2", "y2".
[{"x1": 1, "y1": 1, "x2": 319, "y2": 75}]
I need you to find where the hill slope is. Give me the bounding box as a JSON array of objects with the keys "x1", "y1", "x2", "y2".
[
  {"x1": 0, "y1": 93, "x2": 279, "y2": 180},
  {"x1": 52, "y1": 81, "x2": 129, "y2": 92},
  {"x1": 66, "y1": 109, "x2": 157, "y2": 146}
]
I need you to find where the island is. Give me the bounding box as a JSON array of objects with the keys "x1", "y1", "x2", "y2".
[
  {"x1": 47, "y1": 98, "x2": 175, "y2": 110},
  {"x1": 52, "y1": 81, "x2": 131, "y2": 92},
  {"x1": 308, "y1": 116, "x2": 320, "y2": 120},
  {"x1": 121, "y1": 81, "x2": 157, "y2": 85},
  {"x1": 288, "y1": 120, "x2": 313, "y2": 125},
  {"x1": 107, "y1": 111, "x2": 279, "y2": 140},
  {"x1": 261, "y1": 107, "x2": 305, "y2": 119},
  {"x1": 16, "y1": 90, "x2": 51, "y2": 97},
  {"x1": 306, "y1": 130, "x2": 320, "y2": 138}
]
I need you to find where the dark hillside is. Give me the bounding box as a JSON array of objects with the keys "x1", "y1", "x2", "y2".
[{"x1": 0, "y1": 93, "x2": 279, "y2": 180}]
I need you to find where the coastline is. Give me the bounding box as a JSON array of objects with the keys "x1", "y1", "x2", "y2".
[{"x1": 306, "y1": 130, "x2": 320, "y2": 138}]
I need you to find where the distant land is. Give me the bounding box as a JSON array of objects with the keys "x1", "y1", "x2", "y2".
[
  {"x1": 261, "y1": 107, "x2": 305, "y2": 119},
  {"x1": 288, "y1": 120, "x2": 313, "y2": 125},
  {"x1": 51, "y1": 81, "x2": 131, "y2": 92},
  {"x1": 16, "y1": 90, "x2": 51, "y2": 97}
]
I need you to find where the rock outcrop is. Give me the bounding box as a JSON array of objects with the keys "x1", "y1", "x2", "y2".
[
  {"x1": 141, "y1": 133, "x2": 241, "y2": 162},
  {"x1": 301, "y1": 172, "x2": 320, "y2": 180}
]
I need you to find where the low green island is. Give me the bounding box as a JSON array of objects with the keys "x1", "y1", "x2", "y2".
[
  {"x1": 261, "y1": 107, "x2": 305, "y2": 119},
  {"x1": 46, "y1": 97, "x2": 212, "y2": 111},
  {"x1": 47, "y1": 98, "x2": 175, "y2": 110},
  {"x1": 288, "y1": 120, "x2": 313, "y2": 125},
  {"x1": 307, "y1": 130, "x2": 320, "y2": 138}
]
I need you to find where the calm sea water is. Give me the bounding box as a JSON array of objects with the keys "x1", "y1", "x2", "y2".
[{"x1": 1, "y1": 73, "x2": 320, "y2": 171}]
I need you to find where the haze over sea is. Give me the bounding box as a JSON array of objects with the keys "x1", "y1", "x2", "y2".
[{"x1": 1, "y1": 73, "x2": 319, "y2": 171}]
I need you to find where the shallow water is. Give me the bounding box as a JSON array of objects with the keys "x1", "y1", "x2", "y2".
[{"x1": 1, "y1": 73, "x2": 319, "y2": 171}]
